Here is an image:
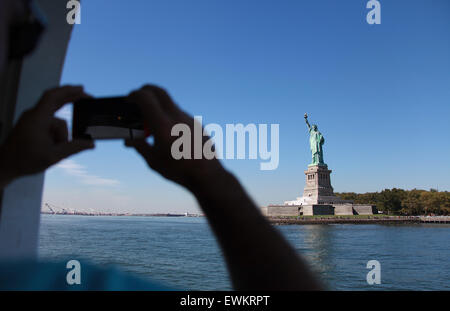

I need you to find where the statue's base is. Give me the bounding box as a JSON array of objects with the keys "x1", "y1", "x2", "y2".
[
  {"x1": 303, "y1": 164, "x2": 334, "y2": 198},
  {"x1": 262, "y1": 204, "x2": 378, "y2": 217},
  {"x1": 261, "y1": 163, "x2": 378, "y2": 216}
]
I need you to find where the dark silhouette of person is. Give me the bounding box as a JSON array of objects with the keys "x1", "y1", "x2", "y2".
[{"x1": 0, "y1": 0, "x2": 321, "y2": 290}]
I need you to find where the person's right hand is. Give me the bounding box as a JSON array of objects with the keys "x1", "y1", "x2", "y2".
[{"x1": 125, "y1": 85, "x2": 226, "y2": 192}]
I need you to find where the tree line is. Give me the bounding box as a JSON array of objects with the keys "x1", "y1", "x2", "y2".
[{"x1": 335, "y1": 188, "x2": 450, "y2": 215}]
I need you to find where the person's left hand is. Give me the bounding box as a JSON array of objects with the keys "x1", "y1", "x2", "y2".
[{"x1": 0, "y1": 85, "x2": 95, "y2": 187}]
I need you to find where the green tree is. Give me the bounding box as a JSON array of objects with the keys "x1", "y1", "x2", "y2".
[{"x1": 336, "y1": 188, "x2": 449, "y2": 215}]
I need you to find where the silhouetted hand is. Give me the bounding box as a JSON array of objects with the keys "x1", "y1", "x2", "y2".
[
  {"x1": 125, "y1": 85, "x2": 322, "y2": 291},
  {"x1": 125, "y1": 85, "x2": 226, "y2": 192},
  {"x1": 0, "y1": 86, "x2": 95, "y2": 188}
]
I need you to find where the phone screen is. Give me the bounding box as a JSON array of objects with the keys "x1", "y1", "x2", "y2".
[{"x1": 72, "y1": 97, "x2": 146, "y2": 140}]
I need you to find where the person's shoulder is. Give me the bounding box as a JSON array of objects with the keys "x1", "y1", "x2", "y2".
[{"x1": 0, "y1": 259, "x2": 176, "y2": 291}]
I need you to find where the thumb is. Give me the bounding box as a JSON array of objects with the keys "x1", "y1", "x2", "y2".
[
  {"x1": 125, "y1": 139, "x2": 161, "y2": 171},
  {"x1": 54, "y1": 139, "x2": 95, "y2": 161}
]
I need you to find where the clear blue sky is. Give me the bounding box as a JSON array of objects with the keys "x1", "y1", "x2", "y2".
[{"x1": 43, "y1": 0, "x2": 450, "y2": 213}]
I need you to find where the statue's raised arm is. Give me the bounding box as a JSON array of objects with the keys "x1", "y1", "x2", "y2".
[{"x1": 304, "y1": 113, "x2": 311, "y2": 131}]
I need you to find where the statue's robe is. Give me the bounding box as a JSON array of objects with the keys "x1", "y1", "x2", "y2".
[{"x1": 309, "y1": 128, "x2": 324, "y2": 159}]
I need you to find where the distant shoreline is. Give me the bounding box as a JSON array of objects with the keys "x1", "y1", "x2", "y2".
[
  {"x1": 268, "y1": 215, "x2": 450, "y2": 225},
  {"x1": 40, "y1": 213, "x2": 450, "y2": 225},
  {"x1": 40, "y1": 212, "x2": 203, "y2": 217}
]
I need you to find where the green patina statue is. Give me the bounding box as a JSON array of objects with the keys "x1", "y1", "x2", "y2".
[{"x1": 304, "y1": 113, "x2": 325, "y2": 166}]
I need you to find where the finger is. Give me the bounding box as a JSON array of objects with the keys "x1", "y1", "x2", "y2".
[
  {"x1": 143, "y1": 85, "x2": 197, "y2": 128},
  {"x1": 137, "y1": 85, "x2": 196, "y2": 135},
  {"x1": 125, "y1": 139, "x2": 161, "y2": 170},
  {"x1": 127, "y1": 87, "x2": 173, "y2": 140},
  {"x1": 140, "y1": 85, "x2": 182, "y2": 117},
  {"x1": 36, "y1": 85, "x2": 87, "y2": 115},
  {"x1": 81, "y1": 92, "x2": 94, "y2": 99},
  {"x1": 53, "y1": 139, "x2": 95, "y2": 161},
  {"x1": 50, "y1": 118, "x2": 69, "y2": 144}
]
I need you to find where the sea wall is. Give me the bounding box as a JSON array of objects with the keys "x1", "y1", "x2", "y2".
[
  {"x1": 303, "y1": 205, "x2": 334, "y2": 216},
  {"x1": 333, "y1": 204, "x2": 354, "y2": 215},
  {"x1": 353, "y1": 205, "x2": 378, "y2": 215},
  {"x1": 269, "y1": 216, "x2": 421, "y2": 225},
  {"x1": 264, "y1": 203, "x2": 377, "y2": 217},
  {"x1": 265, "y1": 205, "x2": 299, "y2": 217}
]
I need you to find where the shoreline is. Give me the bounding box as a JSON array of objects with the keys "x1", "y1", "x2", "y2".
[
  {"x1": 40, "y1": 213, "x2": 450, "y2": 225},
  {"x1": 268, "y1": 216, "x2": 450, "y2": 225},
  {"x1": 41, "y1": 212, "x2": 203, "y2": 217}
]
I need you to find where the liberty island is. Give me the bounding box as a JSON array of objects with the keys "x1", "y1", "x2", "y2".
[{"x1": 262, "y1": 113, "x2": 377, "y2": 217}]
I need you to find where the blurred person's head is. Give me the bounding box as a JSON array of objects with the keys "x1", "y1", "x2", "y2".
[
  {"x1": 0, "y1": 0, "x2": 13, "y2": 72},
  {"x1": 0, "y1": 0, "x2": 44, "y2": 75},
  {"x1": 0, "y1": 0, "x2": 24, "y2": 73}
]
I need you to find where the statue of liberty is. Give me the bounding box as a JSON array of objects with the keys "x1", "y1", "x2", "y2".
[{"x1": 304, "y1": 113, "x2": 325, "y2": 166}]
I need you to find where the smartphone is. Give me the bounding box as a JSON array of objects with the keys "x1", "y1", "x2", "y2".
[{"x1": 72, "y1": 97, "x2": 147, "y2": 140}]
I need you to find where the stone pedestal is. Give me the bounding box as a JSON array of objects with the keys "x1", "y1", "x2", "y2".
[
  {"x1": 283, "y1": 164, "x2": 353, "y2": 211},
  {"x1": 267, "y1": 164, "x2": 376, "y2": 216},
  {"x1": 303, "y1": 164, "x2": 334, "y2": 201}
]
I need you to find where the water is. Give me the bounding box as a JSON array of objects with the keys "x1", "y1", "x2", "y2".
[{"x1": 38, "y1": 214, "x2": 450, "y2": 290}]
